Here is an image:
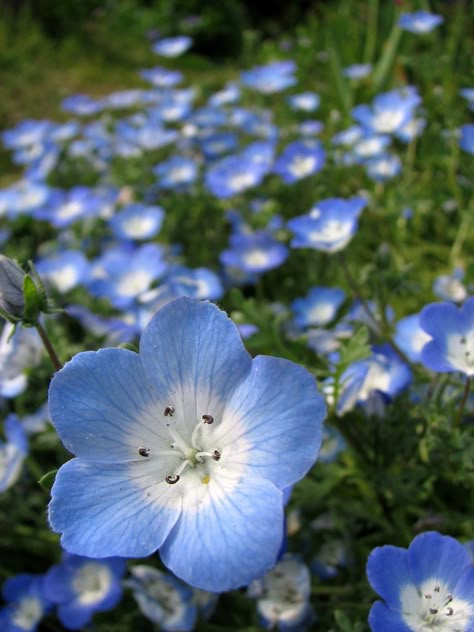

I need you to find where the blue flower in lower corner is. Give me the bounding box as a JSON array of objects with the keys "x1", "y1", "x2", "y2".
[
  {"x1": 367, "y1": 531, "x2": 474, "y2": 631},
  {"x1": 47, "y1": 297, "x2": 326, "y2": 592},
  {"x1": 0, "y1": 574, "x2": 51, "y2": 632},
  {"x1": 43, "y1": 554, "x2": 125, "y2": 630}
]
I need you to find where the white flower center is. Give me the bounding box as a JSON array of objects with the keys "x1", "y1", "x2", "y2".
[
  {"x1": 167, "y1": 166, "x2": 193, "y2": 183},
  {"x1": 73, "y1": 562, "x2": 112, "y2": 605},
  {"x1": 401, "y1": 579, "x2": 473, "y2": 631},
  {"x1": 122, "y1": 216, "x2": 156, "y2": 239},
  {"x1": 372, "y1": 109, "x2": 405, "y2": 133},
  {"x1": 116, "y1": 270, "x2": 153, "y2": 297},
  {"x1": 57, "y1": 201, "x2": 83, "y2": 221},
  {"x1": 47, "y1": 265, "x2": 78, "y2": 292},
  {"x1": 308, "y1": 302, "x2": 335, "y2": 325},
  {"x1": 11, "y1": 597, "x2": 43, "y2": 630},
  {"x1": 288, "y1": 155, "x2": 316, "y2": 178},
  {"x1": 243, "y1": 249, "x2": 270, "y2": 269},
  {"x1": 310, "y1": 220, "x2": 350, "y2": 242},
  {"x1": 446, "y1": 332, "x2": 474, "y2": 375},
  {"x1": 229, "y1": 172, "x2": 255, "y2": 192}
]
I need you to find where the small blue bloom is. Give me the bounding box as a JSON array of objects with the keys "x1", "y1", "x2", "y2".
[
  {"x1": 0, "y1": 323, "x2": 43, "y2": 398},
  {"x1": 352, "y1": 88, "x2": 421, "y2": 135},
  {"x1": 109, "y1": 204, "x2": 164, "y2": 241},
  {"x1": 0, "y1": 574, "x2": 51, "y2": 632},
  {"x1": 126, "y1": 565, "x2": 197, "y2": 631},
  {"x1": 433, "y1": 268, "x2": 467, "y2": 303},
  {"x1": 288, "y1": 197, "x2": 367, "y2": 253},
  {"x1": 34, "y1": 186, "x2": 110, "y2": 228},
  {"x1": 287, "y1": 92, "x2": 320, "y2": 112},
  {"x1": 343, "y1": 63, "x2": 372, "y2": 79},
  {"x1": 241, "y1": 60, "x2": 297, "y2": 94},
  {"x1": 139, "y1": 67, "x2": 183, "y2": 88},
  {"x1": 291, "y1": 286, "x2": 345, "y2": 328},
  {"x1": 153, "y1": 156, "x2": 198, "y2": 190},
  {"x1": 248, "y1": 555, "x2": 313, "y2": 631},
  {"x1": 220, "y1": 231, "x2": 288, "y2": 275},
  {"x1": 459, "y1": 124, "x2": 474, "y2": 154},
  {"x1": 317, "y1": 426, "x2": 346, "y2": 464},
  {"x1": 48, "y1": 298, "x2": 326, "y2": 592},
  {"x1": 312, "y1": 539, "x2": 347, "y2": 579},
  {"x1": 365, "y1": 153, "x2": 402, "y2": 182},
  {"x1": 35, "y1": 250, "x2": 90, "y2": 293},
  {"x1": 0, "y1": 414, "x2": 28, "y2": 493},
  {"x1": 152, "y1": 36, "x2": 192, "y2": 57},
  {"x1": 298, "y1": 120, "x2": 324, "y2": 136},
  {"x1": 273, "y1": 141, "x2": 325, "y2": 184},
  {"x1": 61, "y1": 94, "x2": 103, "y2": 116},
  {"x1": 398, "y1": 11, "x2": 444, "y2": 34},
  {"x1": 43, "y1": 554, "x2": 125, "y2": 630},
  {"x1": 419, "y1": 296, "x2": 474, "y2": 377},
  {"x1": 367, "y1": 531, "x2": 474, "y2": 631},
  {"x1": 165, "y1": 266, "x2": 223, "y2": 301}
]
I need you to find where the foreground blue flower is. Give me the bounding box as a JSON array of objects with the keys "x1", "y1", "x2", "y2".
[
  {"x1": 48, "y1": 298, "x2": 326, "y2": 592},
  {"x1": 367, "y1": 531, "x2": 474, "y2": 631}
]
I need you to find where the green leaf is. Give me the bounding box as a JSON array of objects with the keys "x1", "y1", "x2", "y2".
[
  {"x1": 22, "y1": 275, "x2": 44, "y2": 324},
  {"x1": 38, "y1": 469, "x2": 58, "y2": 492},
  {"x1": 338, "y1": 326, "x2": 371, "y2": 370}
]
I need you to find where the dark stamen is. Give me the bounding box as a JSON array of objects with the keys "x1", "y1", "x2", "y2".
[
  {"x1": 165, "y1": 475, "x2": 180, "y2": 484},
  {"x1": 212, "y1": 450, "x2": 221, "y2": 461},
  {"x1": 429, "y1": 608, "x2": 438, "y2": 615},
  {"x1": 202, "y1": 414, "x2": 214, "y2": 424},
  {"x1": 446, "y1": 608, "x2": 454, "y2": 616},
  {"x1": 138, "y1": 447, "x2": 150, "y2": 457},
  {"x1": 434, "y1": 586, "x2": 440, "y2": 592},
  {"x1": 164, "y1": 406, "x2": 175, "y2": 417},
  {"x1": 425, "y1": 594, "x2": 432, "y2": 599}
]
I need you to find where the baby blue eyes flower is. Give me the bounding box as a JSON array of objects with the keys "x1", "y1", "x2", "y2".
[
  {"x1": 367, "y1": 531, "x2": 474, "y2": 632},
  {"x1": 273, "y1": 141, "x2": 325, "y2": 184},
  {"x1": 152, "y1": 36, "x2": 192, "y2": 57},
  {"x1": 419, "y1": 296, "x2": 474, "y2": 377},
  {"x1": 43, "y1": 554, "x2": 125, "y2": 630},
  {"x1": 48, "y1": 298, "x2": 326, "y2": 592},
  {"x1": 459, "y1": 124, "x2": 474, "y2": 155},
  {"x1": 0, "y1": 574, "x2": 51, "y2": 632},
  {"x1": 0, "y1": 414, "x2": 28, "y2": 493},
  {"x1": 398, "y1": 11, "x2": 444, "y2": 34}
]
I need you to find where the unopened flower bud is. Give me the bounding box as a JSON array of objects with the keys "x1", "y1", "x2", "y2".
[{"x1": 0, "y1": 255, "x2": 25, "y2": 321}]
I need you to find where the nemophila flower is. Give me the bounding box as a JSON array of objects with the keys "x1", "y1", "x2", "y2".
[
  {"x1": 291, "y1": 286, "x2": 345, "y2": 329},
  {"x1": 208, "y1": 82, "x2": 241, "y2": 107},
  {"x1": 152, "y1": 36, "x2": 192, "y2": 57},
  {"x1": 332, "y1": 125, "x2": 364, "y2": 147},
  {"x1": 367, "y1": 531, "x2": 474, "y2": 632},
  {"x1": 0, "y1": 574, "x2": 51, "y2": 632},
  {"x1": 352, "y1": 88, "x2": 421, "y2": 135},
  {"x1": 287, "y1": 92, "x2": 320, "y2": 112},
  {"x1": 0, "y1": 414, "x2": 28, "y2": 493},
  {"x1": 165, "y1": 266, "x2": 224, "y2": 301},
  {"x1": 312, "y1": 539, "x2": 347, "y2": 580},
  {"x1": 88, "y1": 244, "x2": 167, "y2": 309},
  {"x1": 433, "y1": 268, "x2": 467, "y2": 303},
  {"x1": 126, "y1": 565, "x2": 196, "y2": 631},
  {"x1": 220, "y1": 231, "x2": 288, "y2": 275},
  {"x1": 6, "y1": 180, "x2": 52, "y2": 217},
  {"x1": 317, "y1": 426, "x2": 346, "y2": 464},
  {"x1": 2, "y1": 120, "x2": 52, "y2": 150},
  {"x1": 34, "y1": 186, "x2": 107, "y2": 228},
  {"x1": 398, "y1": 11, "x2": 444, "y2": 34},
  {"x1": 419, "y1": 296, "x2": 474, "y2": 377},
  {"x1": 288, "y1": 197, "x2": 367, "y2": 253},
  {"x1": 48, "y1": 298, "x2": 325, "y2": 592},
  {"x1": 343, "y1": 63, "x2": 372, "y2": 79},
  {"x1": 139, "y1": 67, "x2": 183, "y2": 88},
  {"x1": 62, "y1": 94, "x2": 104, "y2": 116},
  {"x1": 205, "y1": 148, "x2": 270, "y2": 198},
  {"x1": 109, "y1": 203, "x2": 164, "y2": 241},
  {"x1": 43, "y1": 553, "x2": 125, "y2": 630},
  {"x1": 459, "y1": 88, "x2": 474, "y2": 112},
  {"x1": 459, "y1": 124, "x2": 474, "y2": 154},
  {"x1": 199, "y1": 131, "x2": 238, "y2": 159},
  {"x1": 241, "y1": 60, "x2": 297, "y2": 94},
  {"x1": 396, "y1": 117, "x2": 426, "y2": 143},
  {"x1": 248, "y1": 555, "x2": 313, "y2": 631},
  {"x1": 0, "y1": 323, "x2": 43, "y2": 398},
  {"x1": 273, "y1": 141, "x2": 325, "y2": 184},
  {"x1": 153, "y1": 156, "x2": 198, "y2": 190},
  {"x1": 35, "y1": 250, "x2": 90, "y2": 294},
  {"x1": 365, "y1": 153, "x2": 402, "y2": 182},
  {"x1": 352, "y1": 134, "x2": 391, "y2": 160},
  {"x1": 298, "y1": 120, "x2": 324, "y2": 137},
  {"x1": 67, "y1": 305, "x2": 137, "y2": 346},
  {"x1": 394, "y1": 314, "x2": 432, "y2": 364}
]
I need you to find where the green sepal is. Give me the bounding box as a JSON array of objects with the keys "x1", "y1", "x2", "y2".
[
  {"x1": 22, "y1": 274, "x2": 44, "y2": 324},
  {"x1": 38, "y1": 469, "x2": 58, "y2": 492}
]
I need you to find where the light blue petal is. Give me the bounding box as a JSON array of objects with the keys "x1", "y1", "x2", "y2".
[
  {"x1": 140, "y1": 298, "x2": 252, "y2": 437},
  {"x1": 419, "y1": 302, "x2": 462, "y2": 339},
  {"x1": 408, "y1": 532, "x2": 472, "y2": 591},
  {"x1": 49, "y1": 459, "x2": 181, "y2": 558},
  {"x1": 368, "y1": 601, "x2": 413, "y2": 632},
  {"x1": 49, "y1": 349, "x2": 171, "y2": 462},
  {"x1": 215, "y1": 356, "x2": 325, "y2": 488},
  {"x1": 366, "y1": 545, "x2": 410, "y2": 611},
  {"x1": 421, "y1": 340, "x2": 456, "y2": 373},
  {"x1": 454, "y1": 566, "x2": 474, "y2": 603},
  {"x1": 160, "y1": 474, "x2": 284, "y2": 592}
]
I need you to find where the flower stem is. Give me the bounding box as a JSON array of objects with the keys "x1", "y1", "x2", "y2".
[
  {"x1": 338, "y1": 251, "x2": 379, "y2": 330},
  {"x1": 455, "y1": 377, "x2": 471, "y2": 427},
  {"x1": 35, "y1": 321, "x2": 63, "y2": 371}
]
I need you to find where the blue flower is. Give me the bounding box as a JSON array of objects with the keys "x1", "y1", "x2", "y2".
[
  {"x1": 288, "y1": 197, "x2": 367, "y2": 253},
  {"x1": 152, "y1": 36, "x2": 192, "y2": 57},
  {"x1": 367, "y1": 531, "x2": 474, "y2": 631},
  {"x1": 48, "y1": 298, "x2": 326, "y2": 592},
  {"x1": 139, "y1": 67, "x2": 183, "y2": 88},
  {"x1": 205, "y1": 144, "x2": 273, "y2": 198},
  {"x1": 433, "y1": 268, "x2": 467, "y2": 303},
  {"x1": 419, "y1": 297, "x2": 474, "y2": 377},
  {"x1": 352, "y1": 88, "x2": 421, "y2": 135},
  {"x1": 0, "y1": 414, "x2": 28, "y2": 492},
  {"x1": 108, "y1": 203, "x2": 164, "y2": 241},
  {"x1": 398, "y1": 11, "x2": 444, "y2": 34},
  {"x1": 343, "y1": 63, "x2": 372, "y2": 79},
  {"x1": 291, "y1": 286, "x2": 345, "y2": 328},
  {"x1": 43, "y1": 554, "x2": 125, "y2": 630},
  {"x1": 460, "y1": 124, "x2": 474, "y2": 155},
  {"x1": 394, "y1": 314, "x2": 432, "y2": 364},
  {"x1": 125, "y1": 565, "x2": 197, "y2": 631},
  {"x1": 247, "y1": 555, "x2": 313, "y2": 631},
  {"x1": 287, "y1": 92, "x2": 320, "y2": 112},
  {"x1": 0, "y1": 323, "x2": 43, "y2": 398},
  {"x1": 273, "y1": 141, "x2": 325, "y2": 184},
  {"x1": 0, "y1": 574, "x2": 52, "y2": 632},
  {"x1": 153, "y1": 156, "x2": 198, "y2": 190},
  {"x1": 220, "y1": 231, "x2": 288, "y2": 275},
  {"x1": 241, "y1": 61, "x2": 297, "y2": 94},
  {"x1": 35, "y1": 250, "x2": 90, "y2": 293}
]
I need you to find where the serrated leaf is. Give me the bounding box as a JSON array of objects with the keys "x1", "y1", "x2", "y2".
[
  {"x1": 338, "y1": 326, "x2": 371, "y2": 369},
  {"x1": 38, "y1": 469, "x2": 58, "y2": 492}
]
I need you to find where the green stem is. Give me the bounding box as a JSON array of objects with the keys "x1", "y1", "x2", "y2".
[
  {"x1": 35, "y1": 321, "x2": 63, "y2": 371},
  {"x1": 372, "y1": 22, "x2": 403, "y2": 92},
  {"x1": 455, "y1": 377, "x2": 471, "y2": 427},
  {"x1": 338, "y1": 251, "x2": 380, "y2": 330},
  {"x1": 363, "y1": 0, "x2": 379, "y2": 64}
]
